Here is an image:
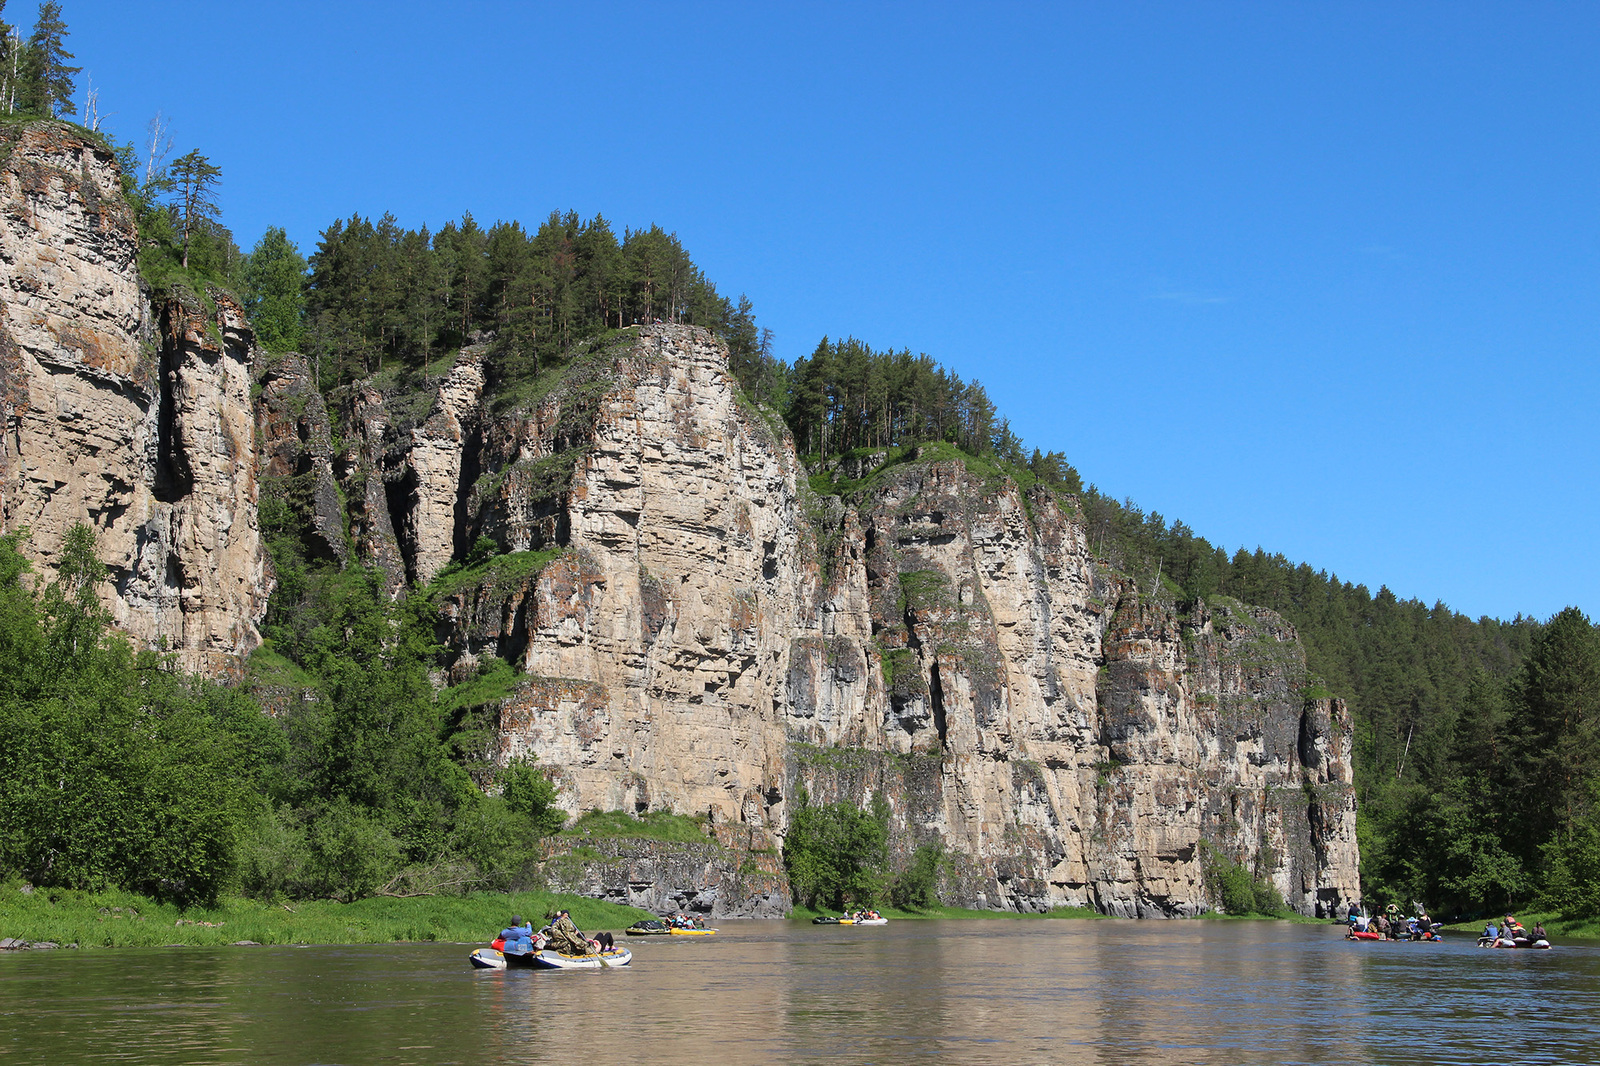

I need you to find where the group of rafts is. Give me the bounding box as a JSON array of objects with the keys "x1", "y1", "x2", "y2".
[
  {"x1": 469, "y1": 909, "x2": 890, "y2": 969},
  {"x1": 1343, "y1": 910, "x2": 1553, "y2": 950},
  {"x1": 469, "y1": 912, "x2": 720, "y2": 970}
]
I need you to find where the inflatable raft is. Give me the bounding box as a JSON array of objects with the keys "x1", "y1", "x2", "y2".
[
  {"x1": 1344, "y1": 928, "x2": 1446, "y2": 941},
  {"x1": 470, "y1": 945, "x2": 632, "y2": 969},
  {"x1": 1478, "y1": 937, "x2": 1552, "y2": 950},
  {"x1": 627, "y1": 919, "x2": 717, "y2": 936}
]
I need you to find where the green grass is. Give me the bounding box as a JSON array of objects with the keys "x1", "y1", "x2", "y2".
[
  {"x1": 787, "y1": 903, "x2": 1107, "y2": 921},
  {"x1": 560, "y1": 809, "x2": 715, "y2": 845},
  {"x1": 1441, "y1": 910, "x2": 1600, "y2": 941},
  {"x1": 245, "y1": 643, "x2": 319, "y2": 689},
  {"x1": 487, "y1": 327, "x2": 647, "y2": 416},
  {"x1": 426, "y1": 548, "x2": 565, "y2": 601},
  {"x1": 0, "y1": 882, "x2": 651, "y2": 949},
  {"x1": 439, "y1": 657, "x2": 522, "y2": 714}
]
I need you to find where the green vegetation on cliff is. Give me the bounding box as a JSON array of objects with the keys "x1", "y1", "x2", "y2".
[
  {"x1": 298, "y1": 211, "x2": 774, "y2": 410},
  {"x1": 782, "y1": 791, "x2": 945, "y2": 911}
]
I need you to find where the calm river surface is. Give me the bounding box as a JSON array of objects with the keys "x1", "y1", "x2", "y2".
[{"x1": 2, "y1": 919, "x2": 1598, "y2": 1065}]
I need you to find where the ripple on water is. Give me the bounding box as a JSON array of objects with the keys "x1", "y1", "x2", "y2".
[{"x1": 1, "y1": 923, "x2": 1598, "y2": 1065}]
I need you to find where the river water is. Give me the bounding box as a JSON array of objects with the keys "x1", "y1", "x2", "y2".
[{"x1": 1, "y1": 919, "x2": 1597, "y2": 1065}]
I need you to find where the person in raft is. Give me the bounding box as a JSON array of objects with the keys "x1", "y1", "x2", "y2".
[
  {"x1": 544, "y1": 909, "x2": 615, "y2": 954},
  {"x1": 499, "y1": 916, "x2": 535, "y2": 954},
  {"x1": 545, "y1": 909, "x2": 594, "y2": 955}
]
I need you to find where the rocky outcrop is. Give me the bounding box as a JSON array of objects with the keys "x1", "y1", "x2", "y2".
[
  {"x1": 332, "y1": 323, "x2": 1359, "y2": 918},
  {"x1": 542, "y1": 825, "x2": 788, "y2": 919},
  {"x1": 0, "y1": 124, "x2": 265, "y2": 674}
]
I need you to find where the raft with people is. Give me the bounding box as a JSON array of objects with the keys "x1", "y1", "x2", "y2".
[
  {"x1": 813, "y1": 910, "x2": 887, "y2": 926},
  {"x1": 626, "y1": 913, "x2": 717, "y2": 936},
  {"x1": 1476, "y1": 916, "x2": 1552, "y2": 950},
  {"x1": 624, "y1": 919, "x2": 671, "y2": 936},
  {"x1": 470, "y1": 944, "x2": 633, "y2": 969},
  {"x1": 1344, "y1": 904, "x2": 1442, "y2": 941},
  {"x1": 470, "y1": 910, "x2": 632, "y2": 969}
]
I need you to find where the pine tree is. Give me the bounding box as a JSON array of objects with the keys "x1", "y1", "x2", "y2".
[
  {"x1": 0, "y1": 3, "x2": 13, "y2": 114},
  {"x1": 1512, "y1": 607, "x2": 1600, "y2": 846},
  {"x1": 25, "y1": 1, "x2": 77, "y2": 117},
  {"x1": 169, "y1": 150, "x2": 222, "y2": 270}
]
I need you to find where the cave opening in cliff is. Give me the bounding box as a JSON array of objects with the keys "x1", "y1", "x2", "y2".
[{"x1": 384, "y1": 466, "x2": 422, "y2": 584}]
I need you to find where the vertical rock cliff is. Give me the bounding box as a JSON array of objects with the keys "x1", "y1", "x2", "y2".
[
  {"x1": 0, "y1": 123, "x2": 265, "y2": 674},
  {"x1": 0, "y1": 123, "x2": 1357, "y2": 915},
  {"x1": 323, "y1": 323, "x2": 1359, "y2": 917}
]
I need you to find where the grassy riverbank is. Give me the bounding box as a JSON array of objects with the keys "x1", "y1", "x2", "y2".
[
  {"x1": 1441, "y1": 911, "x2": 1600, "y2": 941},
  {"x1": 0, "y1": 881, "x2": 651, "y2": 949}
]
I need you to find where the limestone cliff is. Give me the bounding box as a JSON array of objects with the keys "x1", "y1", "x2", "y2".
[
  {"x1": 0, "y1": 123, "x2": 265, "y2": 674},
  {"x1": 318, "y1": 323, "x2": 1359, "y2": 917},
  {"x1": 0, "y1": 123, "x2": 1357, "y2": 916}
]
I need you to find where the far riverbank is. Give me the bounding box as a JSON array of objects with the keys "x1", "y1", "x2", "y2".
[{"x1": 0, "y1": 883, "x2": 650, "y2": 950}]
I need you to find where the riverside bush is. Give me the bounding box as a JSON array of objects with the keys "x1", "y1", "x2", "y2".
[{"x1": 1200, "y1": 842, "x2": 1288, "y2": 917}]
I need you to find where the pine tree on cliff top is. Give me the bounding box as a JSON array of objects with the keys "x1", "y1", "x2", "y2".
[
  {"x1": 26, "y1": 2, "x2": 78, "y2": 118},
  {"x1": 170, "y1": 149, "x2": 222, "y2": 270}
]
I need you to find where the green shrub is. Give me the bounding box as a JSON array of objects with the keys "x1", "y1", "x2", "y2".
[
  {"x1": 1538, "y1": 810, "x2": 1600, "y2": 920},
  {"x1": 301, "y1": 798, "x2": 403, "y2": 902},
  {"x1": 889, "y1": 842, "x2": 944, "y2": 909},
  {"x1": 1200, "y1": 841, "x2": 1288, "y2": 916},
  {"x1": 783, "y1": 792, "x2": 889, "y2": 910}
]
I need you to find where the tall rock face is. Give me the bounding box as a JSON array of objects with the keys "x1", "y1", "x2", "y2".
[
  {"x1": 0, "y1": 123, "x2": 265, "y2": 674},
  {"x1": 338, "y1": 324, "x2": 1359, "y2": 918},
  {"x1": 0, "y1": 122, "x2": 1356, "y2": 914}
]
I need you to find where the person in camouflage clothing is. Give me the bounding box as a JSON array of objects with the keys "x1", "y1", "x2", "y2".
[{"x1": 545, "y1": 910, "x2": 595, "y2": 955}]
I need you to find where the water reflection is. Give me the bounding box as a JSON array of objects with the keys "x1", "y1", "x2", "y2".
[{"x1": 1, "y1": 922, "x2": 1598, "y2": 1065}]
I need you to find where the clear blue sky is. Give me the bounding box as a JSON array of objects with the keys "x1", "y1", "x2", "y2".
[{"x1": 65, "y1": 1, "x2": 1598, "y2": 623}]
